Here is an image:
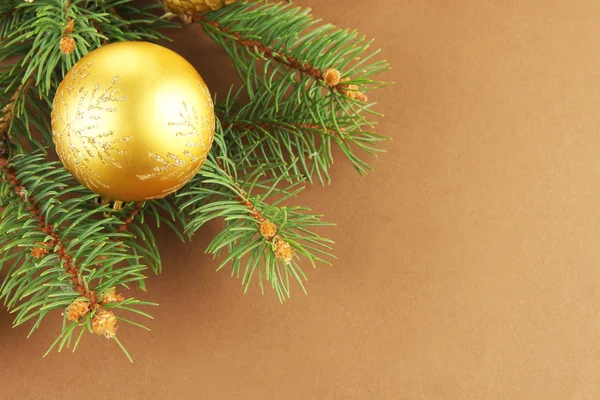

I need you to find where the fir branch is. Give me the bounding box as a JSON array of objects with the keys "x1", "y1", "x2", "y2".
[
  {"x1": 146, "y1": 197, "x2": 189, "y2": 240},
  {"x1": 0, "y1": 152, "x2": 155, "y2": 358},
  {"x1": 204, "y1": 1, "x2": 389, "y2": 182},
  {"x1": 117, "y1": 201, "x2": 143, "y2": 233},
  {"x1": 0, "y1": 156, "x2": 92, "y2": 300},
  {"x1": 2, "y1": 0, "x2": 176, "y2": 94},
  {"x1": 110, "y1": 201, "x2": 164, "y2": 276},
  {"x1": 199, "y1": 2, "x2": 389, "y2": 93},
  {"x1": 0, "y1": 1, "x2": 35, "y2": 40},
  {"x1": 222, "y1": 121, "x2": 340, "y2": 138},
  {"x1": 218, "y1": 87, "x2": 386, "y2": 184},
  {"x1": 212, "y1": 158, "x2": 299, "y2": 266},
  {"x1": 197, "y1": 17, "x2": 327, "y2": 84},
  {"x1": 199, "y1": 17, "x2": 367, "y2": 100},
  {"x1": 0, "y1": 0, "x2": 389, "y2": 354},
  {"x1": 0, "y1": 61, "x2": 54, "y2": 150},
  {"x1": 0, "y1": 77, "x2": 33, "y2": 142},
  {"x1": 90, "y1": 20, "x2": 109, "y2": 46},
  {"x1": 178, "y1": 130, "x2": 334, "y2": 301},
  {"x1": 99, "y1": 198, "x2": 187, "y2": 276}
]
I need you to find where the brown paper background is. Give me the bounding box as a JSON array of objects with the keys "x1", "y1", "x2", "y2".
[{"x1": 3, "y1": 0, "x2": 600, "y2": 398}]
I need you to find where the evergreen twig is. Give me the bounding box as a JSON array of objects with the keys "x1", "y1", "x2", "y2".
[
  {"x1": 0, "y1": 0, "x2": 388, "y2": 358},
  {"x1": 0, "y1": 157, "x2": 92, "y2": 300},
  {"x1": 118, "y1": 202, "x2": 143, "y2": 233},
  {"x1": 177, "y1": 128, "x2": 335, "y2": 301},
  {"x1": 202, "y1": 2, "x2": 390, "y2": 182}
]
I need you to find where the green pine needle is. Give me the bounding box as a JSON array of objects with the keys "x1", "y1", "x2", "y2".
[{"x1": 0, "y1": 0, "x2": 388, "y2": 360}]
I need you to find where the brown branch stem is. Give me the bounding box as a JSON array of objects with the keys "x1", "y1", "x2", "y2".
[
  {"x1": 0, "y1": 79, "x2": 33, "y2": 141},
  {"x1": 91, "y1": 20, "x2": 109, "y2": 46},
  {"x1": 216, "y1": 158, "x2": 263, "y2": 222},
  {"x1": 196, "y1": 18, "x2": 348, "y2": 92},
  {"x1": 0, "y1": 156, "x2": 99, "y2": 305},
  {"x1": 118, "y1": 202, "x2": 143, "y2": 233},
  {"x1": 1, "y1": 78, "x2": 101, "y2": 304},
  {"x1": 213, "y1": 159, "x2": 294, "y2": 263},
  {"x1": 221, "y1": 120, "x2": 342, "y2": 138}
]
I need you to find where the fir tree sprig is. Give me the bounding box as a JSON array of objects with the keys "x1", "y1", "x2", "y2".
[
  {"x1": 0, "y1": 67, "x2": 51, "y2": 151},
  {"x1": 217, "y1": 85, "x2": 387, "y2": 184},
  {"x1": 197, "y1": 2, "x2": 388, "y2": 95},
  {"x1": 199, "y1": 1, "x2": 390, "y2": 182},
  {"x1": 177, "y1": 129, "x2": 334, "y2": 301},
  {"x1": 1, "y1": 0, "x2": 176, "y2": 94},
  {"x1": 0, "y1": 0, "x2": 388, "y2": 359},
  {"x1": 0, "y1": 151, "x2": 155, "y2": 359},
  {"x1": 0, "y1": 1, "x2": 179, "y2": 358}
]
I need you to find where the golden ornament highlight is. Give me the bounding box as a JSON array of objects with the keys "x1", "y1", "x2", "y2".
[
  {"x1": 164, "y1": 0, "x2": 236, "y2": 15},
  {"x1": 51, "y1": 41, "x2": 215, "y2": 202}
]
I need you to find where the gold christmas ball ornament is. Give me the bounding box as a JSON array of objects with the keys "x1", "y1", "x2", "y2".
[
  {"x1": 164, "y1": 0, "x2": 237, "y2": 15},
  {"x1": 51, "y1": 41, "x2": 215, "y2": 202}
]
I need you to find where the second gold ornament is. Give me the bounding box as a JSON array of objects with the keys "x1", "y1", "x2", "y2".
[{"x1": 164, "y1": 0, "x2": 237, "y2": 16}]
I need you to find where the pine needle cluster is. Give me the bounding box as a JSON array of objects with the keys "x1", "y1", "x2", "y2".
[{"x1": 0, "y1": 0, "x2": 389, "y2": 360}]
